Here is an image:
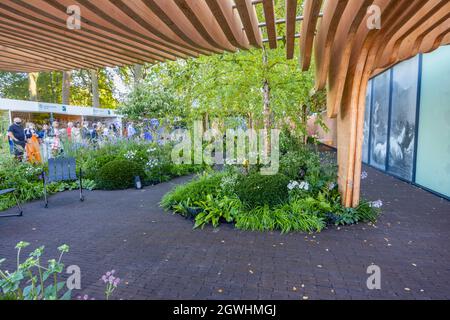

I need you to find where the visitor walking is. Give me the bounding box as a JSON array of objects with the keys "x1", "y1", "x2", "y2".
[{"x1": 7, "y1": 117, "x2": 26, "y2": 161}]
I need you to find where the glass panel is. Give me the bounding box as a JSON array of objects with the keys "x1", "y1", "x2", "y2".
[
  {"x1": 370, "y1": 70, "x2": 390, "y2": 170},
  {"x1": 362, "y1": 80, "x2": 372, "y2": 164},
  {"x1": 416, "y1": 45, "x2": 450, "y2": 198},
  {"x1": 387, "y1": 56, "x2": 418, "y2": 181}
]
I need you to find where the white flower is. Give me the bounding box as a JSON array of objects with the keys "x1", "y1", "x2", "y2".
[
  {"x1": 147, "y1": 148, "x2": 156, "y2": 153},
  {"x1": 361, "y1": 171, "x2": 368, "y2": 180},
  {"x1": 287, "y1": 181, "x2": 299, "y2": 190},
  {"x1": 299, "y1": 181, "x2": 310, "y2": 191},
  {"x1": 124, "y1": 150, "x2": 137, "y2": 160},
  {"x1": 146, "y1": 158, "x2": 159, "y2": 169},
  {"x1": 370, "y1": 200, "x2": 383, "y2": 208}
]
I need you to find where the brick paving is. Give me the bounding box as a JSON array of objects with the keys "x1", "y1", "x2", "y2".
[{"x1": 1, "y1": 165, "x2": 450, "y2": 300}]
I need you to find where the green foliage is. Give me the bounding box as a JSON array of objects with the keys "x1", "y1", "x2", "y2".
[
  {"x1": 0, "y1": 242, "x2": 71, "y2": 300},
  {"x1": 235, "y1": 173, "x2": 290, "y2": 208},
  {"x1": 162, "y1": 147, "x2": 380, "y2": 233},
  {"x1": 0, "y1": 70, "x2": 118, "y2": 108},
  {"x1": 118, "y1": 84, "x2": 183, "y2": 121},
  {"x1": 235, "y1": 205, "x2": 326, "y2": 234},
  {"x1": 96, "y1": 160, "x2": 144, "y2": 190},
  {"x1": 194, "y1": 195, "x2": 242, "y2": 229},
  {"x1": 0, "y1": 153, "x2": 95, "y2": 211},
  {"x1": 161, "y1": 172, "x2": 225, "y2": 210}
]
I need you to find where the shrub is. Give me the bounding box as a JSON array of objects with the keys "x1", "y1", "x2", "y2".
[
  {"x1": 96, "y1": 160, "x2": 144, "y2": 190},
  {"x1": 194, "y1": 195, "x2": 242, "y2": 229},
  {"x1": 279, "y1": 149, "x2": 312, "y2": 180},
  {"x1": 234, "y1": 205, "x2": 326, "y2": 233},
  {"x1": 235, "y1": 173, "x2": 290, "y2": 208},
  {"x1": 161, "y1": 172, "x2": 225, "y2": 209},
  {"x1": 83, "y1": 154, "x2": 117, "y2": 180}
]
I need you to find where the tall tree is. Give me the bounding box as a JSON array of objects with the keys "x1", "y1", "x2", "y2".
[
  {"x1": 62, "y1": 70, "x2": 71, "y2": 105},
  {"x1": 90, "y1": 69, "x2": 100, "y2": 108},
  {"x1": 133, "y1": 64, "x2": 144, "y2": 87},
  {"x1": 28, "y1": 72, "x2": 39, "y2": 101}
]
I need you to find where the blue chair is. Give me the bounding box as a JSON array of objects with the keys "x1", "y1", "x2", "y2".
[{"x1": 43, "y1": 157, "x2": 84, "y2": 208}]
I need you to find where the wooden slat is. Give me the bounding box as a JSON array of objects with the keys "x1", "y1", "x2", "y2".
[
  {"x1": 326, "y1": 0, "x2": 374, "y2": 118},
  {"x1": 285, "y1": 0, "x2": 297, "y2": 59},
  {"x1": 262, "y1": 0, "x2": 277, "y2": 49},
  {"x1": 205, "y1": 0, "x2": 250, "y2": 49},
  {"x1": 0, "y1": 1, "x2": 167, "y2": 65},
  {"x1": 234, "y1": 0, "x2": 263, "y2": 48},
  {"x1": 299, "y1": 0, "x2": 323, "y2": 70},
  {"x1": 50, "y1": 0, "x2": 191, "y2": 59},
  {"x1": 378, "y1": 0, "x2": 450, "y2": 69},
  {"x1": 314, "y1": 0, "x2": 347, "y2": 90},
  {"x1": 174, "y1": 0, "x2": 235, "y2": 52},
  {"x1": 142, "y1": 0, "x2": 220, "y2": 54}
]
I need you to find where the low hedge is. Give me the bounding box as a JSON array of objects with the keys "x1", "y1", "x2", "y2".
[
  {"x1": 235, "y1": 173, "x2": 290, "y2": 208},
  {"x1": 96, "y1": 160, "x2": 145, "y2": 190}
]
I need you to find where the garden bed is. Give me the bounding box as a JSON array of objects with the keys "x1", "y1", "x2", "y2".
[
  {"x1": 161, "y1": 143, "x2": 380, "y2": 234},
  {"x1": 0, "y1": 139, "x2": 206, "y2": 211}
]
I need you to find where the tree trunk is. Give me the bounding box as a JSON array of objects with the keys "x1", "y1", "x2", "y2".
[
  {"x1": 262, "y1": 48, "x2": 271, "y2": 156},
  {"x1": 262, "y1": 79, "x2": 271, "y2": 156},
  {"x1": 133, "y1": 64, "x2": 144, "y2": 87},
  {"x1": 301, "y1": 104, "x2": 308, "y2": 144},
  {"x1": 91, "y1": 69, "x2": 100, "y2": 108},
  {"x1": 62, "y1": 70, "x2": 72, "y2": 105},
  {"x1": 247, "y1": 112, "x2": 253, "y2": 130},
  {"x1": 28, "y1": 72, "x2": 39, "y2": 101}
]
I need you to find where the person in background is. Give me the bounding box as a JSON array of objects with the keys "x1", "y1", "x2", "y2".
[
  {"x1": 50, "y1": 120, "x2": 62, "y2": 157},
  {"x1": 91, "y1": 123, "x2": 99, "y2": 148},
  {"x1": 72, "y1": 122, "x2": 82, "y2": 144},
  {"x1": 96, "y1": 122, "x2": 103, "y2": 140},
  {"x1": 109, "y1": 123, "x2": 118, "y2": 138},
  {"x1": 24, "y1": 122, "x2": 42, "y2": 164},
  {"x1": 39, "y1": 124, "x2": 51, "y2": 162},
  {"x1": 7, "y1": 133, "x2": 14, "y2": 155},
  {"x1": 7, "y1": 117, "x2": 26, "y2": 161},
  {"x1": 81, "y1": 121, "x2": 90, "y2": 141},
  {"x1": 102, "y1": 123, "x2": 110, "y2": 139},
  {"x1": 66, "y1": 122, "x2": 74, "y2": 141},
  {"x1": 127, "y1": 122, "x2": 136, "y2": 139}
]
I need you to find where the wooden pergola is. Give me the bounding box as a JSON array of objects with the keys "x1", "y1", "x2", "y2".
[{"x1": 1, "y1": 0, "x2": 449, "y2": 207}]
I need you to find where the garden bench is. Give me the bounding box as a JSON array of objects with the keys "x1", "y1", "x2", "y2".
[
  {"x1": 43, "y1": 157, "x2": 84, "y2": 208},
  {"x1": 0, "y1": 188, "x2": 23, "y2": 217}
]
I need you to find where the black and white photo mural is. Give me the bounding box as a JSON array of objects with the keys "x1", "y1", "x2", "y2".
[
  {"x1": 362, "y1": 45, "x2": 450, "y2": 199},
  {"x1": 370, "y1": 70, "x2": 390, "y2": 171},
  {"x1": 362, "y1": 80, "x2": 372, "y2": 164},
  {"x1": 388, "y1": 56, "x2": 419, "y2": 181}
]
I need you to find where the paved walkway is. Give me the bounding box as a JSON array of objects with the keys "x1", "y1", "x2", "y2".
[{"x1": 1, "y1": 165, "x2": 450, "y2": 300}]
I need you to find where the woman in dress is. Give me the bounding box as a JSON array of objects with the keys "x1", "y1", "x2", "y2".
[{"x1": 24, "y1": 122, "x2": 42, "y2": 164}]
